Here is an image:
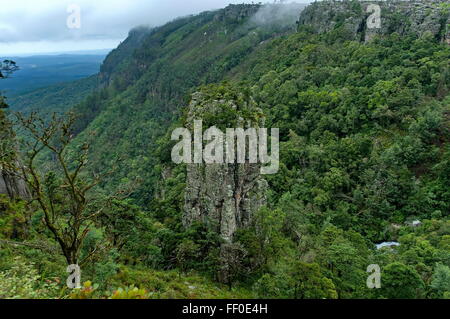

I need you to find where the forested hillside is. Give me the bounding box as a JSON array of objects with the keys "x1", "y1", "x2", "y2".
[
  {"x1": 70, "y1": 3, "x2": 304, "y2": 202},
  {"x1": 0, "y1": 1, "x2": 449, "y2": 299},
  {"x1": 7, "y1": 75, "x2": 99, "y2": 115}
]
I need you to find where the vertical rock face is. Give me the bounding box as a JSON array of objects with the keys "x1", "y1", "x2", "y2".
[
  {"x1": 213, "y1": 4, "x2": 262, "y2": 23},
  {"x1": 0, "y1": 169, "x2": 30, "y2": 200},
  {"x1": 0, "y1": 110, "x2": 30, "y2": 200},
  {"x1": 183, "y1": 90, "x2": 267, "y2": 242},
  {"x1": 298, "y1": 0, "x2": 450, "y2": 44},
  {"x1": 184, "y1": 162, "x2": 267, "y2": 242}
]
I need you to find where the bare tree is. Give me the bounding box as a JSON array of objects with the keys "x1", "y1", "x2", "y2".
[{"x1": 13, "y1": 112, "x2": 105, "y2": 265}]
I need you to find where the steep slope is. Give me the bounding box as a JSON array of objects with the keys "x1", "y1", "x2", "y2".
[
  {"x1": 65, "y1": 1, "x2": 449, "y2": 237},
  {"x1": 70, "y1": 3, "x2": 305, "y2": 203},
  {"x1": 1, "y1": 1, "x2": 449, "y2": 299},
  {"x1": 165, "y1": 1, "x2": 449, "y2": 294}
]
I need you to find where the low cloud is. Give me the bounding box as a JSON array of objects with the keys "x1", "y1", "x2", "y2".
[
  {"x1": 250, "y1": 2, "x2": 307, "y2": 29},
  {"x1": 0, "y1": 0, "x2": 312, "y2": 55}
]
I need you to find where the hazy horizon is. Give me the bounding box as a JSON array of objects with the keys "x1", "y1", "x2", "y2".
[
  {"x1": 1, "y1": 48, "x2": 113, "y2": 58},
  {"x1": 0, "y1": 0, "x2": 312, "y2": 56}
]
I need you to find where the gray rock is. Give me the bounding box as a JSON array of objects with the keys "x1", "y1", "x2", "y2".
[
  {"x1": 183, "y1": 91, "x2": 267, "y2": 242},
  {"x1": 298, "y1": 0, "x2": 450, "y2": 44},
  {"x1": 214, "y1": 4, "x2": 262, "y2": 23},
  {"x1": 184, "y1": 162, "x2": 267, "y2": 242},
  {"x1": 0, "y1": 167, "x2": 30, "y2": 200},
  {"x1": 0, "y1": 112, "x2": 30, "y2": 200}
]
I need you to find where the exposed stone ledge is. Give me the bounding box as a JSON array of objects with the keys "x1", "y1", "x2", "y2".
[{"x1": 298, "y1": 0, "x2": 450, "y2": 44}]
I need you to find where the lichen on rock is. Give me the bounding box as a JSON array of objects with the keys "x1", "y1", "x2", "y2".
[
  {"x1": 182, "y1": 84, "x2": 268, "y2": 242},
  {"x1": 297, "y1": 0, "x2": 450, "y2": 44},
  {"x1": 0, "y1": 110, "x2": 30, "y2": 200}
]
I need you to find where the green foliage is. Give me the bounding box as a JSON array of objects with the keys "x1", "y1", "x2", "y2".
[
  {"x1": 108, "y1": 266, "x2": 252, "y2": 299},
  {"x1": 380, "y1": 262, "x2": 425, "y2": 299},
  {"x1": 0, "y1": 257, "x2": 60, "y2": 299},
  {"x1": 70, "y1": 281, "x2": 151, "y2": 299},
  {"x1": 289, "y1": 262, "x2": 338, "y2": 299},
  {"x1": 188, "y1": 82, "x2": 263, "y2": 131},
  {"x1": 252, "y1": 261, "x2": 338, "y2": 299},
  {"x1": 176, "y1": 239, "x2": 201, "y2": 273},
  {"x1": 7, "y1": 75, "x2": 99, "y2": 122},
  {"x1": 2, "y1": 3, "x2": 449, "y2": 299},
  {"x1": 69, "y1": 281, "x2": 99, "y2": 299},
  {"x1": 110, "y1": 286, "x2": 150, "y2": 299},
  {"x1": 430, "y1": 264, "x2": 450, "y2": 297},
  {"x1": 0, "y1": 195, "x2": 27, "y2": 239}
]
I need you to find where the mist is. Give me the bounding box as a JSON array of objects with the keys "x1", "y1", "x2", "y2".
[
  {"x1": 0, "y1": 0, "x2": 312, "y2": 55},
  {"x1": 249, "y1": 2, "x2": 307, "y2": 29}
]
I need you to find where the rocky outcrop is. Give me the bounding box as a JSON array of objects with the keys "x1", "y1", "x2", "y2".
[
  {"x1": 0, "y1": 168, "x2": 29, "y2": 200},
  {"x1": 213, "y1": 4, "x2": 262, "y2": 23},
  {"x1": 184, "y1": 162, "x2": 267, "y2": 242},
  {"x1": 0, "y1": 110, "x2": 30, "y2": 200},
  {"x1": 183, "y1": 90, "x2": 267, "y2": 242},
  {"x1": 298, "y1": 0, "x2": 450, "y2": 43}
]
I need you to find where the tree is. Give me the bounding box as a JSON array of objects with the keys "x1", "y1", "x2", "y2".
[
  {"x1": 381, "y1": 262, "x2": 425, "y2": 299},
  {"x1": 175, "y1": 239, "x2": 200, "y2": 273},
  {"x1": 252, "y1": 261, "x2": 338, "y2": 299},
  {"x1": 0, "y1": 60, "x2": 19, "y2": 79},
  {"x1": 218, "y1": 242, "x2": 248, "y2": 288},
  {"x1": 0, "y1": 60, "x2": 19, "y2": 108},
  {"x1": 11, "y1": 112, "x2": 104, "y2": 265},
  {"x1": 318, "y1": 227, "x2": 368, "y2": 298},
  {"x1": 0, "y1": 195, "x2": 27, "y2": 239},
  {"x1": 290, "y1": 262, "x2": 337, "y2": 299},
  {"x1": 0, "y1": 60, "x2": 17, "y2": 156},
  {"x1": 235, "y1": 208, "x2": 288, "y2": 273},
  {"x1": 98, "y1": 198, "x2": 143, "y2": 251},
  {"x1": 430, "y1": 264, "x2": 450, "y2": 297},
  {"x1": 0, "y1": 96, "x2": 8, "y2": 109}
]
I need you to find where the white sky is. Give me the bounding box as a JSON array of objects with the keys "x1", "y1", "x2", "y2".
[{"x1": 0, "y1": 0, "x2": 311, "y2": 56}]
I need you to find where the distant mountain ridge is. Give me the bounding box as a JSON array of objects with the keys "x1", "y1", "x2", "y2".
[
  {"x1": 0, "y1": 54, "x2": 106, "y2": 95},
  {"x1": 3, "y1": 49, "x2": 113, "y2": 57}
]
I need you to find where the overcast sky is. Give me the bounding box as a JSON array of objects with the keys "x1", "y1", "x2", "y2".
[{"x1": 0, "y1": 0, "x2": 311, "y2": 56}]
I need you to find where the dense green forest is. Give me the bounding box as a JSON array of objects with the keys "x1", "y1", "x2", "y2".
[
  {"x1": 0, "y1": 2, "x2": 449, "y2": 299},
  {"x1": 7, "y1": 75, "x2": 99, "y2": 115}
]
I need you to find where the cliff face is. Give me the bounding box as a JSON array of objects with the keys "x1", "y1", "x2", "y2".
[
  {"x1": 183, "y1": 90, "x2": 268, "y2": 242},
  {"x1": 213, "y1": 3, "x2": 261, "y2": 23},
  {"x1": 0, "y1": 169, "x2": 29, "y2": 200},
  {"x1": 298, "y1": 0, "x2": 450, "y2": 43},
  {"x1": 180, "y1": 1, "x2": 450, "y2": 243},
  {"x1": 0, "y1": 111, "x2": 30, "y2": 200},
  {"x1": 184, "y1": 162, "x2": 267, "y2": 242}
]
